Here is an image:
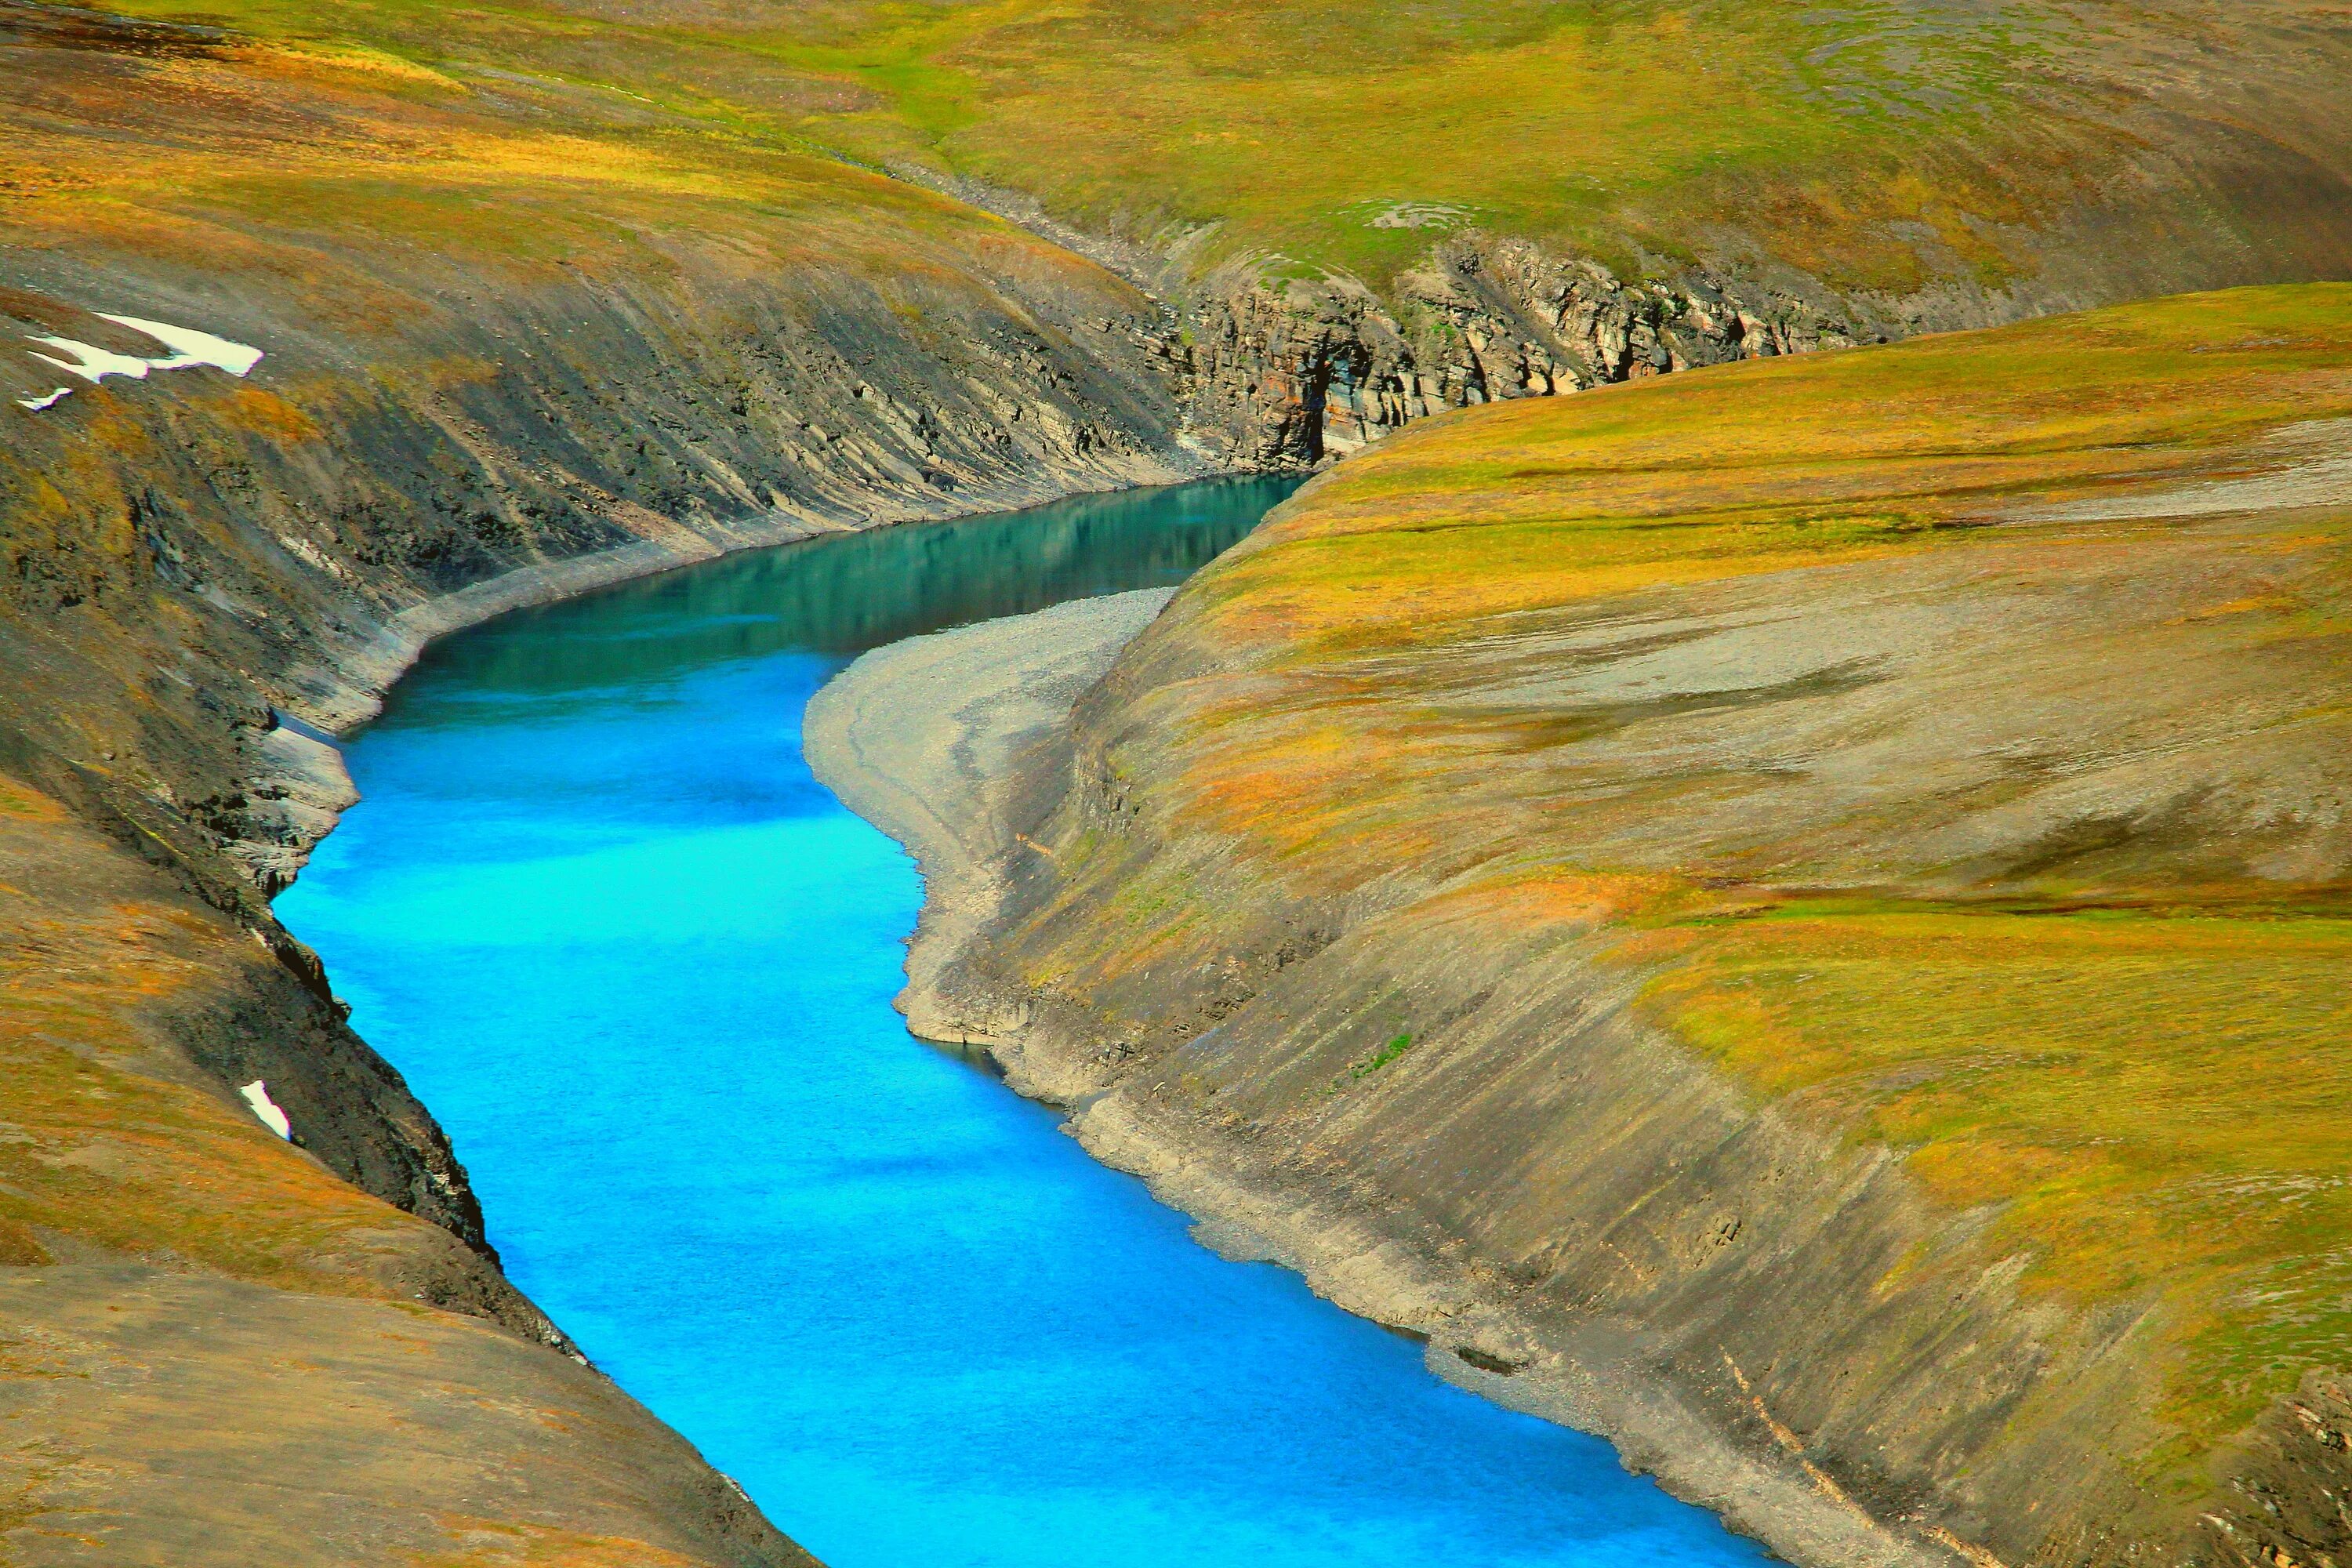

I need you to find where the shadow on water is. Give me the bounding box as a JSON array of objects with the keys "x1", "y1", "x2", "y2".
[{"x1": 419, "y1": 476, "x2": 1301, "y2": 704}]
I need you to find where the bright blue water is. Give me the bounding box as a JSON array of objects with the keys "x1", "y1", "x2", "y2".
[{"x1": 276, "y1": 477, "x2": 1774, "y2": 1568}]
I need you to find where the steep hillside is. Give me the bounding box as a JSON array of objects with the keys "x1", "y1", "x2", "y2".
[
  {"x1": 913, "y1": 285, "x2": 2352, "y2": 1568},
  {"x1": 0, "y1": 1, "x2": 1193, "y2": 1558}
]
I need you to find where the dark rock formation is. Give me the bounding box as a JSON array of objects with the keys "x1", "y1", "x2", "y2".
[{"x1": 1156, "y1": 239, "x2": 1881, "y2": 468}]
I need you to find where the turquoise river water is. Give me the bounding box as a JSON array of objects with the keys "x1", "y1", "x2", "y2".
[{"x1": 276, "y1": 477, "x2": 1774, "y2": 1568}]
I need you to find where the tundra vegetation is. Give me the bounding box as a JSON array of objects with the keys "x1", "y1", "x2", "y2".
[{"x1": 8, "y1": 0, "x2": 2344, "y2": 351}]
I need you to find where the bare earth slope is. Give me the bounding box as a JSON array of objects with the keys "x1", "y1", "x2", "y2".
[
  {"x1": 876, "y1": 285, "x2": 2352, "y2": 1568},
  {"x1": 0, "y1": 2, "x2": 1198, "y2": 1558}
]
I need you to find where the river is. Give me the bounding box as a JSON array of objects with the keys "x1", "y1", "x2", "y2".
[{"x1": 275, "y1": 477, "x2": 1773, "y2": 1568}]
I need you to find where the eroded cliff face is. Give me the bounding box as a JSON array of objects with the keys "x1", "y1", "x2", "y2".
[
  {"x1": 917, "y1": 171, "x2": 1966, "y2": 474},
  {"x1": 1156, "y1": 239, "x2": 1882, "y2": 468},
  {"x1": 902, "y1": 289, "x2": 2352, "y2": 1568},
  {"x1": 1148, "y1": 192, "x2": 2352, "y2": 471}
]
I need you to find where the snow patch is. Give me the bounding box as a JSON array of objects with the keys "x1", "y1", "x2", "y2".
[
  {"x1": 238, "y1": 1079, "x2": 293, "y2": 1140},
  {"x1": 16, "y1": 314, "x2": 264, "y2": 411},
  {"x1": 27, "y1": 334, "x2": 153, "y2": 383},
  {"x1": 100, "y1": 314, "x2": 264, "y2": 376}
]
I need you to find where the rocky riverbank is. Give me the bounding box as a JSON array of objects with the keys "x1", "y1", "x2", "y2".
[{"x1": 805, "y1": 588, "x2": 1937, "y2": 1568}]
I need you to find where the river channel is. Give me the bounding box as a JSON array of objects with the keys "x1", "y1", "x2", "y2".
[{"x1": 276, "y1": 477, "x2": 1773, "y2": 1568}]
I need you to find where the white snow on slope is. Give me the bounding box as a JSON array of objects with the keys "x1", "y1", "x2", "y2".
[
  {"x1": 15, "y1": 314, "x2": 264, "y2": 411},
  {"x1": 27, "y1": 333, "x2": 153, "y2": 383},
  {"x1": 100, "y1": 314, "x2": 265, "y2": 376},
  {"x1": 239, "y1": 1079, "x2": 294, "y2": 1140}
]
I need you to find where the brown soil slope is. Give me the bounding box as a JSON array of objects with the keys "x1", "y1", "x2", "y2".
[
  {"x1": 924, "y1": 285, "x2": 2352, "y2": 1568},
  {"x1": 0, "y1": 3, "x2": 1192, "y2": 1559}
]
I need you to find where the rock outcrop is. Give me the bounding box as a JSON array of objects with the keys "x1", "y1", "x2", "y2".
[{"x1": 1157, "y1": 239, "x2": 1886, "y2": 467}]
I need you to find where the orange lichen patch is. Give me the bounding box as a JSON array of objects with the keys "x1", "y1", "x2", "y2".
[
  {"x1": 1168, "y1": 699, "x2": 1520, "y2": 883},
  {"x1": 218, "y1": 384, "x2": 322, "y2": 443},
  {"x1": 410, "y1": 1517, "x2": 706, "y2": 1568},
  {"x1": 1406, "y1": 868, "x2": 1691, "y2": 934},
  {"x1": 0, "y1": 778, "x2": 68, "y2": 822},
  {"x1": 1177, "y1": 714, "x2": 1363, "y2": 844},
  {"x1": 0, "y1": 1217, "x2": 53, "y2": 1267}
]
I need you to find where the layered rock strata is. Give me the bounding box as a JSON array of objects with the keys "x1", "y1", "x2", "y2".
[{"x1": 1159, "y1": 240, "x2": 1881, "y2": 468}]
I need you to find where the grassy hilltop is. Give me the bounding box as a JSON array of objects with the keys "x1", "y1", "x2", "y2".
[
  {"x1": 24, "y1": 0, "x2": 2351, "y2": 301},
  {"x1": 0, "y1": 0, "x2": 1092, "y2": 312},
  {"x1": 728, "y1": 0, "x2": 2352, "y2": 289}
]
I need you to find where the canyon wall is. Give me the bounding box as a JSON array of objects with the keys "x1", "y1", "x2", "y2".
[
  {"x1": 1149, "y1": 241, "x2": 1876, "y2": 469},
  {"x1": 10, "y1": 0, "x2": 2352, "y2": 1559},
  {"x1": 0, "y1": 213, "x2": 1190, "y2": 1245}
]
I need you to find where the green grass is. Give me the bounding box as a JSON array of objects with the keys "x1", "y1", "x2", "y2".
[
  {"x1": 1348, "y1": 1031, "x2": 1416, "y2": 1080},
  {"x1": 41, "y1": 0, "x2": 2261, "y2": 293}
]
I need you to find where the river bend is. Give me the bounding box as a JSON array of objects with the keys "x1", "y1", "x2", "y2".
[{"x1": 276, "y1": 478, "x2": 1773, "y2": 1568}]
